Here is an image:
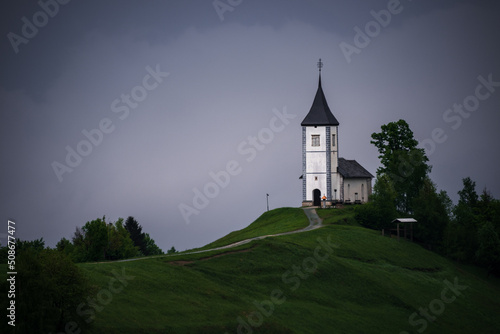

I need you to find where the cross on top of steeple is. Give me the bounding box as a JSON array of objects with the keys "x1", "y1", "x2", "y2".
[{"x1": 317, "y1": 58, "x2": 323, "y2": 72}]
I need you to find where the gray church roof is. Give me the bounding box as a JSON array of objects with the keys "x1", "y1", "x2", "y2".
[
  {"x1": 338, "y1": 158, "x2": 374, "y2": 179},
  {"x1": 301, "y1": 74, "x2": 340, "y2": 126}
]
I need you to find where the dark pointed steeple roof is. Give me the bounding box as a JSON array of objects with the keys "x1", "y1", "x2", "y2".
[{"x1": 301, "y1": 66, "x2": 339, "y2": 126}]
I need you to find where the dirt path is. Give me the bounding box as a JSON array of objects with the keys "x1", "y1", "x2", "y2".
[{"x1": 103, "y1": 207, "x2": 323, "y2": 263}]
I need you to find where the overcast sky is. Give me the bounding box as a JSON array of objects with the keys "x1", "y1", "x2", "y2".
[{"x1": 1, "y1": 0, "x2": 499, "y2": 251}]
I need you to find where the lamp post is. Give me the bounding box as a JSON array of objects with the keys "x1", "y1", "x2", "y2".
[{"x1": 266, "y1": 193, "x2": 269, "y2": 211}]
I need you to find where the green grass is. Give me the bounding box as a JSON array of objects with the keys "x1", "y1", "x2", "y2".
[
  {"x1": 316, "y1": 206, "x2": 360, "y2": 226},
  {"x1": 192, "y1": 207, "x2": 309, "y2": 250},
  {"x1": 77, "y1": 207, "x2": 500, "y2": 333}
]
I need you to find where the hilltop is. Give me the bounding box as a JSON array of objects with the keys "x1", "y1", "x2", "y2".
[{"x1": 79, "y1": 207, "x2": 500, "y2": 333}]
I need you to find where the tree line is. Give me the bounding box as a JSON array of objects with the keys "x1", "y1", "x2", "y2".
[
  {"x1": 56, "y1": 216, "x2": 169, "y2": 262},
  {"x1": 356, "y1": 119, "x2": 500, "y2": 276},
  {"x1": 1, "y1": 239, "x2": 93, "y2": 333},
  {"x1": 0, "y1": 216, "x2": 173, "y2": 333}
]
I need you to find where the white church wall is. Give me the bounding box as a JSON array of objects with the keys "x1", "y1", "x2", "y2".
[
  {"x1": 330, "y1": 126, "x2": 338, "y2": 169},
  {"x1": 343, "y1": 178, "x2": 371, "y2": 203},
  {"x1": 304, "y1": 126, "x2": 328, "y2": 201},
  {"x1": 305, "y1": 126, "x2": 326, "y2": 151},
  {"x1": 305, "y1": 174, "x2": 327, "y2": 201},
  {"x1": 306, "y1": 152, "x2": 326, "y2": 173},
  {"x1": 330, "y1": 173, "x2": 341, "y2": 201}
]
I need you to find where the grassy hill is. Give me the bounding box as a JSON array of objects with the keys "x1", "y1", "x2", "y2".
[
  {"x1": 79, "y1": 207, "x2": 500, "y2": 333},
  {"x1": 193, "y1": 207, "x2": 310, "y2": 251}
]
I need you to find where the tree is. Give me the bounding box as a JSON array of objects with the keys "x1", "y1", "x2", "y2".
[
  {"x1": 167, "y1": 246, "x2": 177, "y2": 254},
  {"x1": 371, "y1": 119, "x2": 431, "y2": 213},
  {"x1": 66, "y1": 216, "x2": 162, "y2": 262},
  {"x1": 412, "y1": 178, "x2": 450, "y2": 249},
  {"x1": 450, "y1": 178, "x2": 481, "y2": 261},
  {"x1": 72, "y1": 217, "x2": 109, "y2": 262},
  {"x1": 476, "y1": 221, "x2": 500, "y2": 276},
  {"x1": 107, "y1": 218, "x2": 138, "y2": 260},
  {"x1": 355, "y1": 174, "x2": 397, "y2": 230},
  {"x1": 477, "y1": 188, "x2": 500, "y2": 229},
  {"x1": 443, "y1": 177, "x2": 497, "y2": 264},
  {"x1": 84, "y1": 217, "x2": 109, "y2": 261},
  {"x1": 0, "y1": 248, "x2": 93, "y2": 333},
  {"x1": 55, "y1": 237, "x2": 74, "y2": 256},
  {"x1": 16, "y1": 238, "x2": 46, "y2": 252},
  {"x1": 71, "y1": 226, "x2": 87, "y2": 262},
  {"x1": 1, "y1": 238, "x2": 46, "y2": 265},
  {"x1": 144, "y1": 233, "x2": 163, "y2": 255},
  {"x1": 458, "y1": 177, "x2": 479, "y2": 207},
  {"x1": 124, "y1": 216, "x2": 147, "y2": 255},
  {"x1": 438, "y1": 189, "x2": 454, "y2": 220}
]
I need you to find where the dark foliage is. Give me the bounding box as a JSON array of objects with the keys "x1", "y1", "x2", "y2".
[
  {"x1": 124, "y1": 216, "x2": 147, "y2": 255},
  {"x1": 0, "y1": 247, "x2": 94, "y2": 333},
  {"x1": 371, "y1": 119, "x2": 431, "y2": 213}
]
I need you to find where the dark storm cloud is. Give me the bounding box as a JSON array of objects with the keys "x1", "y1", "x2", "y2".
[{"x1": 1, "y1": 0, "x2": 499, "y2": 251}]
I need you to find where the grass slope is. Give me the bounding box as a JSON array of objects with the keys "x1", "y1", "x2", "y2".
[
  {"x1": 194, "y1": 207, "x2": 310, "y2": 250},
  {"x1": 79, "y1": 208, "x2": 500, "y2": 333}
]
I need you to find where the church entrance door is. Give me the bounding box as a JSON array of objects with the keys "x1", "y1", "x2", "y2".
[{"x1": 313, "y1": 189, "x2": 321, "y2": 206}]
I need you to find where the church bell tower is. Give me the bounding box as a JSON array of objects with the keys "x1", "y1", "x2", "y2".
[{"x1": 301, "y1": 59, "x2": 340, "y2": 207}]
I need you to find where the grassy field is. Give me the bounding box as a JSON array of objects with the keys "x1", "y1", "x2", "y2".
[
  {"x1": 316, "y1": 205, "x2": 360, "y2": 226},
  {"x1": 78, "y1": 207, "x2": 500, "y2": 333},
  {"x1": 192, "y1": 207, "x2": 310, "y2": 250}
]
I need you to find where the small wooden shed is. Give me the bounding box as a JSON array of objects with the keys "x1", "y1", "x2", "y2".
[
  {"x1": 392, "y1": 218, "x2": 417, "y2": 241},
  {"x1": 382, "y1": 218, "x2": 418, "y2": 241}
]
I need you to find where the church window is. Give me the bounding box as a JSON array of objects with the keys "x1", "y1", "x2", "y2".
[
  {"x1": 312, "y1": 135, "x2": 320, "y2": 147},
  {"x1": 332, "y1": 134, "x2": 336, "y2": 147}
]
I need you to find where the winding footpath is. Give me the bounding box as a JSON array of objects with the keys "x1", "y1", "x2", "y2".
[{"x1": 107, "y1": 207, "x2": 323, "y2": 263}]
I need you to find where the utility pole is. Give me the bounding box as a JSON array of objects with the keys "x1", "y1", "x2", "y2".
[{"x1": 266, "y1": 193, "x2": 269, "y2": 211}]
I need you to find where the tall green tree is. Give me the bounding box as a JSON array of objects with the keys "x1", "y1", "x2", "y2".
[
  {"x1": 476, "y1": 221, "x2": 500, "y2": 276},
  {"x1": 107, "y1": 218, "x2": 138, "y2": 260},
  {"x1": 72, "y1": 217, "x2": 109, "y2": 262},
  {"x1": 144, "y1": 232, "x2": 164, "y2": 256},
  {"x1": 458, "y1": 177, "x2": 479, "y2": 207},
  {"x1": 451, "y1": 177, "x2": 480, "y2": 261},
  {"x1": 124, "y1": 216, "x2": 147, "y2": 255},
  {"x1": 55, "y1": 237, "x2": 74, "y2": 257},
  {"x1": 85, "y1": 217, "x2": 109, "y2": 261},
  {"x1": 444, "y1": 177, "x2": 490, "y2": 263},
  {"x1": 71, "y1": 226, "x2": 87, "y2": 262},
  {"x1": 477, "y1": 188, "x2": 500, "y2": 230},
  {"x1": 412, "y1": 178, "x2": 450, "y2": 249},
  {"x1": 438, "y1": 189, "x2": 454, "y2": 220},
  {"x1": 371, "y1": 119, "x2": 431, "y2": 213},
  {"x1": 355, "y1": 174, "x2": 398, "y2": 230}
]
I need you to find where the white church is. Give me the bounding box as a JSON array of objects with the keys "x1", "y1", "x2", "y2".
[{"x1": 301, "y1": 60, "x2": 373, "y2": 207}]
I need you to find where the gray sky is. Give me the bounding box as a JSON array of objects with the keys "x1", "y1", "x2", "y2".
[{"x1": 1, "y1": 0, "x2": 499, "y2": 251}]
